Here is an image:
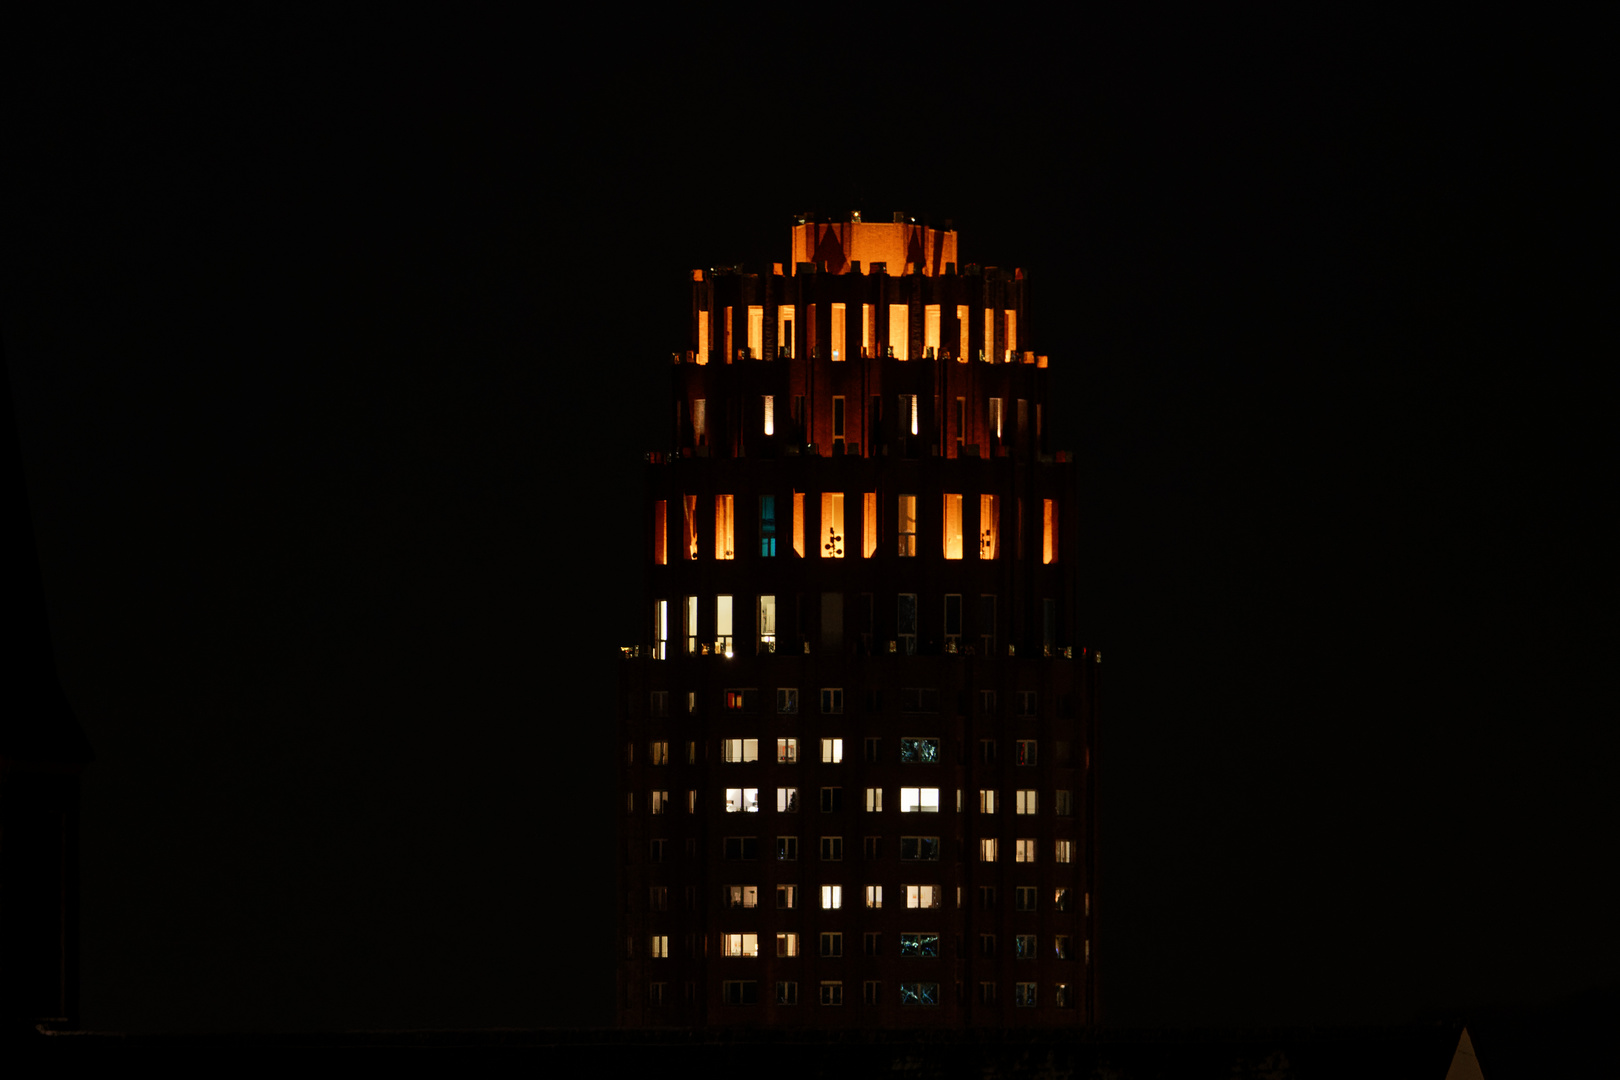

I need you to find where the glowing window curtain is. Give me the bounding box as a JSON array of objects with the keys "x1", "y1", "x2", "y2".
[
  {"x1": 653, "y1": 500, "x2": 667, "y2": 565},
  {"x1": 716, "y1": 595, "x2": 734, "y2": 655},
  {"x1": 1043, "y1": 499, "x2": 1057, "y2": 564},
  {"x1": 831, "y1": 303, "x2": 846, "y2": 361},
  {"x1": 924, "y1": 305, "x2": 940, "y2": 357},
  {"x1": 763, "y1": 395, "x2": 774, "y2": 436},
  {"x1": 957, "y1": 305, "x2": 969, "y2": 362},
  {"x1": 862, "y1": 304, "x2": 873, "y2": 357},
  {"x1": 654, "y1": 599, "x2": 668, "y2": 660},
  {"x1": 984, "y1": 308, "x2": 994, "y2": 362},
  {"x1": 697, "y1": 310, "x2": 709, "y2": 365},
  {"x1": 715, "y1": 495, "x2": 735, "y2": 560},
  {"x1": 693, "y1": 399, "x2": 707, "y2": 446},
  {"x1": 683, "y1": 495, "x2": 698, "y2": 560},
  {"x1": 759, "y1": 595, "x2": 776, "y2": 652},
  {"x1": 990, "y1": 398, "x2": 1003, "y2": 440},
  {"x1": 723, "y1": 306, "x2": 733, "y2": 364},
  {"x1": 897, "y1": 495, "x2": 917, "y2": 557},
  {"x1": 1005, "y1": 309, "x2": 1017, "y2": 355},
  {"x1": 747, "y1": 305, "x2": 763, "y2": 359},
  {"x1": 899, "y1": 395, "x2": 917, "y2": 436},
  {"x1": 759, "y1": 495, "x2": 776, "y2": 556},
  {"x1": 889, "y1": 304, "x2": 909, "y2": 360},
  {"x1": 684, "y1": 596, "x2": 698, "y2": 654},
  {"x1": 821, "y1": 493, "x2": 845, "y2": 558},
  {"x1": 943, "y1": 494, "x2": 963, "y2": 559},
  {"x1": 863, "y1": 492, "x2": 877, "y2": 558},
  {"x1": 792, "y1": 492, "x2": 805, "y2": 557},
  {"x1": 979, "y1": 495, "x2": 999, "y2": 560}
]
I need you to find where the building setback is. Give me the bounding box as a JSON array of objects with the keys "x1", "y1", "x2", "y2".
[{"x1": 617, "y1": 214, "x2": 1098, "y2": 1028}]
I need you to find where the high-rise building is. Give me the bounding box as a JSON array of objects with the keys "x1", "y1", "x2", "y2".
[{"x1": 617, "y1": 214, "x2": 1097, "y2": 1028}]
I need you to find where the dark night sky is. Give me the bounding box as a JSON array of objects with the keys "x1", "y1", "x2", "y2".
[{"x1": 5, "y1": 13, "x2": 1611, "y2": 1033}]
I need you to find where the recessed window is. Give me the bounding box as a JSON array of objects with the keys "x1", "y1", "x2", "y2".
[
  {"x1": 943, "y1": 494, "x2": 963, "y2": 559},
  {"x1": 1015, "y1": 934, "x2": 1036, "y2": 960},
  {"x1": 979, "y1": 839, "x2": 998, "y2": 862},
  {"x1": 1055, "y1": 790, "x2": 1073, "y2": 817},
  {"x1": 650, "y1": 741, "x2": 669, "y2": 765},
  {"x1": 820, "y1": 492, "x2": 845, "y2": 557},
  {"x1": 683, "y1": 495, "x2": 698, "y2": 560},
  {"x1": 649, "y1": 935, "x2": 668, "y2": 959},
  {"x1": 725, "y1": 788, "x2": 760, "y2": 813},
  {"x1": 905, "y1": 885, "x2": 941, "y2": 909},
  {"x1": 864, "y1": 737, "x2": 881, "y2": 763},
  {"x1": 1055, "y1": 840, "x2": 1073, "y2": 864},
  {"x1": 979, "y1": 886, "x2": 998, "y2": 910},
  {"x1": 980, "y1": 934, "x2": 997, "y2": 958},
  {"x1": 1054, "y1": 887, "x2": 1070, "y2": 912},
  {"x1": 945, "y1": 593, "x2": 962, "y2": 651},
  {"x1": 899, "y1": 933, "x2": 939, "y2": 959},
  {"x1": 776, "y1": 786, "x2": 798, "y2": 811},
  {"x1": 1016, "y1": 790, "x2": 1038, "y2": 815},
  {"x1": 777, "y1": 688, "x2": 798, "y2": 714},
  {"x1": 715, "y1": 595, "x2": 734, "y2": 656},
  {"x1": 820, "y1": 687, "x2": 844, "y2": 714},
  {"x1": 722, "y1": 837, "x2": 759, "y2": 861},
  {"x1": 759, "y1": 595, "x2": 777, "y2": 653},
  {"x1": 1015, "y1": 839, "x2": 1036, "y2": 863},
  {"x1": 759, "y1": 497, "x2": 777, "y2": 557},
  {"x1": 653, "y1": 500, "x2": 667, "y2": 566},
  {"x1": 776, "y1": 836, "x2": 798, "y2": 861},
  {"x1": 777, "y1": 738, "x2": 799, "y2": 763},
  {"x1": 1055, "y1": 935, "x2": 1072, "y2": 960},
  {"x1": 1015, "y1": 982, "x2": 1037, "y2": 1008},
  {"x1": 980, "y1": 739, "x2": 997, "y2": 765},
  {"x1": 721, "y1": 933, "x2": 760, "y2": 957},
  {"x1": 821, "y1": 738, "x2": 843, "y2": 764},
  {"x1": 897, "y1": 593, "x2": 917, "y2": 655},
  {"x1": 792, "y1": 491, "x2": 805, "y2": 557},
  {"x1": 1043, "y1": 499, "x2": 1057, "y2": 564},
  {"x1": 820, "y1": 934, "x2": 843, "y2": 959},
  {"x1": 776, "y1": 884, "x2": 797, "y2": 909},
  {"x1": 862, "y1": 492, "x2": 877, "y2": 557},
  {"x1": 763, "y1": 395, "x2": 774, "y2": 436},
  {"x1": 649, "y1": 886, "x2": 667, "y2": 911},
  {"x1": 776, "y1": 933, "x2": 799, "y2": 957},
  {"x1": 651, "y1": 790, "x2": 669, "y2": 814},
  {"x1": 864, "y1": 980, "x2": 881, "y2": 1006},
  {"x1": 899, "y1": 737, "x2": 939, "y2": 764},
  {"x1": 819, "y1": 787, "x2": 843, "y2": 813},
  {"x1": 863, "y1": 836, "x2": 881, "y2": 860},
  {"x1": 1016, "y1": 886, "x2": 1038, "y2": 911},
  {"x1": 726, "y1": 885, "x2": 759, "y2": 909},
  {"x1": 897, "y1": 496, "x2": 917, "y2": 557},
  {"x1": 820, "y1": 884, "x2": 843, "y2": 910},
  {"x1": 900, "y1": 836, "x2": 940, "y2": 861},
  {"x1": 722, "y1": 980, "x2": 759, "y2": 1005},
  {"x1": 1016, "y1": 739, "x2": 1037, "y2": 766},
  {"x1": 979, "y1": 495, "x2": 999, "y2": 559},
  {"x1": 865, "y1": 885, "x2": 883, "y2": 909},
  {"x1": 899, "y1": 788, "x2": 939, "y2": 814},
  {"x1": 819, "y1": 835, "x2": 843, "y2": 861},
  {"x1": 776, "y1": 981, "x2": 797, "y2": 1006},
  {"x1": 889, "y1": 305, "x2": 909, "y2": 362},
  {"x1": 715, "y1": 495, "x2": 735, "y2": 560},
  {"x1": 819, "y1": 981, "x2": 843, "y2": 1006},
  {"x1": 979, "y1": 790, "x2": 998, "y2": 814},
  {"x1": 980, "y1": 981, "x2": 997, "y2": 1005},
  {"x1": 864, "y1": 787, "x2": 883, "y2": 812},
  {"x1": 722, "y1": 738, "x2": 759, "y2": 763}
]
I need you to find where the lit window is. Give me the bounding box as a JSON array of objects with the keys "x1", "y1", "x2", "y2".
[
  {"x1": 649, "y1": 741, "x2": 669, "y2": 765},
  {"x1": 957, "y1": 304, "x2": 969, "y2": 363},
  {"x1": 905, "y1": 885, "x2": 941, "y2": 909},
  {"x1": 1015, "y1": 839, "x2": 1036, "y2": 863},
  {"x1": 984, "y1": 309, "x2": 995, "y2": 363},
  {"x1": 725, "y1": 788, "x2": 760, "y2": 813},
  {"x1": 897, "y1": 495, "x2": 917, "y2": 557},
  {"x1": 759, "y1": 594, "x2": 776, "y2": 652},
  {"x1": 715, "y1": 496, "x2": 734, "y2": 560},
  {"x1": 747, "y1": 304, "x2": 763, "y2": 359},
  {"x1": 924, "y1": 304, "x2": 940, "y2": 356},
  {"x1": 715, "y1": 595, "x2": 733, "y2": 655},
  {"x1": 651, "y1": 790, "x2": 669, "y2": 814},
  {"x1": 776, "y1": 787, "x2": 798, "y2": 812},
  {"x1": 1043, "y1": 499, "x2": 1057, "y2": 564},
  {"x1": 1005, "y1": 310, "x2": 1017, "y2": 353},
  {"x1": 721, "y1": 738, "x2": 759, "y2": 763},
  {"x1": 819, "y1": 935, "x2": 843, "y2": 959},
  {"x1": 697, "y1": 309, "x2": 710, "y2": 365},
  {"x1": 989, "y1": 397, "x2": 1003, "y2": 439},
  {"x1": 830, "y1": 303, "x2": 846, "y2": 361},
  {"x1": 889, "y1": 304, "x2": 909, "y2": 361},
  {"x1": 979, "y1": 839, "x2": 998, "y2": 862},
  {"x1": 821, "y1": 885, "x2": 842, "y2": 910},
  {"x1": 861, "y1": 304, "x2": 873, "y2": 356},
  {"x1": 899, "y1": 788, "x2": 939, "y2": 813},
  {"x1": 792, "y1": 491, "x2": 805, "y2": 557},
  {"x1": 777, "y1": 738, "x2": 798, "y2": 763},
  {"x1": 943, "y1": 494, "x2": 963, "y2": 559},
  {"x1": 899, "y1": 933, "x2": 939, "y2": 958},
  {"x1": 722, "y1": 980, "x2": 758, "y2": 1005},
  {"x1": 726, "y1": 885, "x2": 758, "y2": 909},
  {"x1": 864, "y1": 787, "x2": 883, "y2": 812},
  {"x1": 820, "y1": 836, "x2": 843, "y2": 861},
  {"x1": 899, "y1": 393, "x2": 918, "y2": 435},
  {"x1": 1054, "y1": 983, "x2": 1074, "y2": 1009},
  {"x1": 776, "y1": 884, "x2": 797, "y2": 909},
  {"x1": 777, "y1": 981, "x2": 797, "y2": 1005},
  {"x1": 1017, "y1": 739, "x2": 1037, "y2": 766},
  {"x1": 653, "y1": 599, "x2": 668, "y2": 660},
  {"x1": 1016, "y1": 790, "x2": 1038, "y2": 815},
  {"x1": 900, "y1": 836, "x2": 940, "y2": 861},
  {"x1": 820, "y1": 492, "x2": 845, "y2": 557},
  {"x1": 1054, "y1": 887, "x2": 1070, "y2": 912},
  {"x1": 650, "y1": 935, "x2": 669, "y2": 958},
  {"x1": 979, "y1": 790, "x2": 998, "y2": 814},
  {"x1": 820, "y1": 738, "x2": 843, "y2": 763},
  {"x1": 821, "y1": 688, "x2": 844, "y2": 714},
  {"x1": 865, "y1": 885, "x2": 882, "y2": 909},
  {"x1": 722, "y1": 933, "x2": 759, "y2": 957},
  {"x1": 899, "y1": 737, "x2": 939, "y2": 764},
  {"x1": 819, "y1": 980, "x2": 843, "y2": 1005},
  {"x1": 979, "y1": 495, "x2": 999, "y2": 559},
  {"x1": 1055, "y1": 840, "x2": 1073, "y2": 864},
  {"x1": 1055, "y1": 935, "x2": 1072, "y2": 960},
  {"x1": 776, "y1": 933, "x2": 799, "y2": 957},
  {"x1": 1015, "y1": 934, "x2": 1036, "y2": 960},
  {"x1": 862, "y1": 492, "x2": 876, "y2": 557},
  {"x1": 759, "y1": 497, "x2": 777, "y2": 557},
  {"x1": 683, "y1": 495, "x2": 698, "y2": 560},
  {"x1": 819, "y1": 787, "x2": 843, "y2": 813},
  {"x1": 763, "y1": 395, "x2": 774, "y2": 436},
  {"x1": 694, "y1": 398, "x2": 707, "y2": 445},
  {"x1": 777, "y1": 305, "x2": 795, "y2": 359},
  {"x1": 1015, "y1": 982, "x2": 1037, "y2": 1008},
  {"x1": 1055, "y1": 790, "x2": 1073, "y2": 817},
  {"x1": 683, "y1": 595, "x2": 698, "y2": 655},
  {"x1": 686, "y1": 790, "x2": 696, "y2": 813}
]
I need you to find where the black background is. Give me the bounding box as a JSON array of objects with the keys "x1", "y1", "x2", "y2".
[{"x1": 5, "y1": 12, "x2": 1611, "y2": 1032}]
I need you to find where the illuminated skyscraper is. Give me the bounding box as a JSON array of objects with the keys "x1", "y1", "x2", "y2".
[{"x1": 618, "y1": 214, "x2": 1097, "y2": 1028}]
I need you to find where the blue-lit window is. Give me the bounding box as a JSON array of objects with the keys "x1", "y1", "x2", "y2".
[
  {"x1": 898, "y1": 933, "x2": 939, "y2": 958},
  {"x1": 899, "y1": 982, "x2": 939, "y2": 1006},
  {"x1": 899, "y1": 737, "x2": 939, "y2": 764},
  {"x1": 760, "y1": 496, "x2": 777, "y2": 556}
]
